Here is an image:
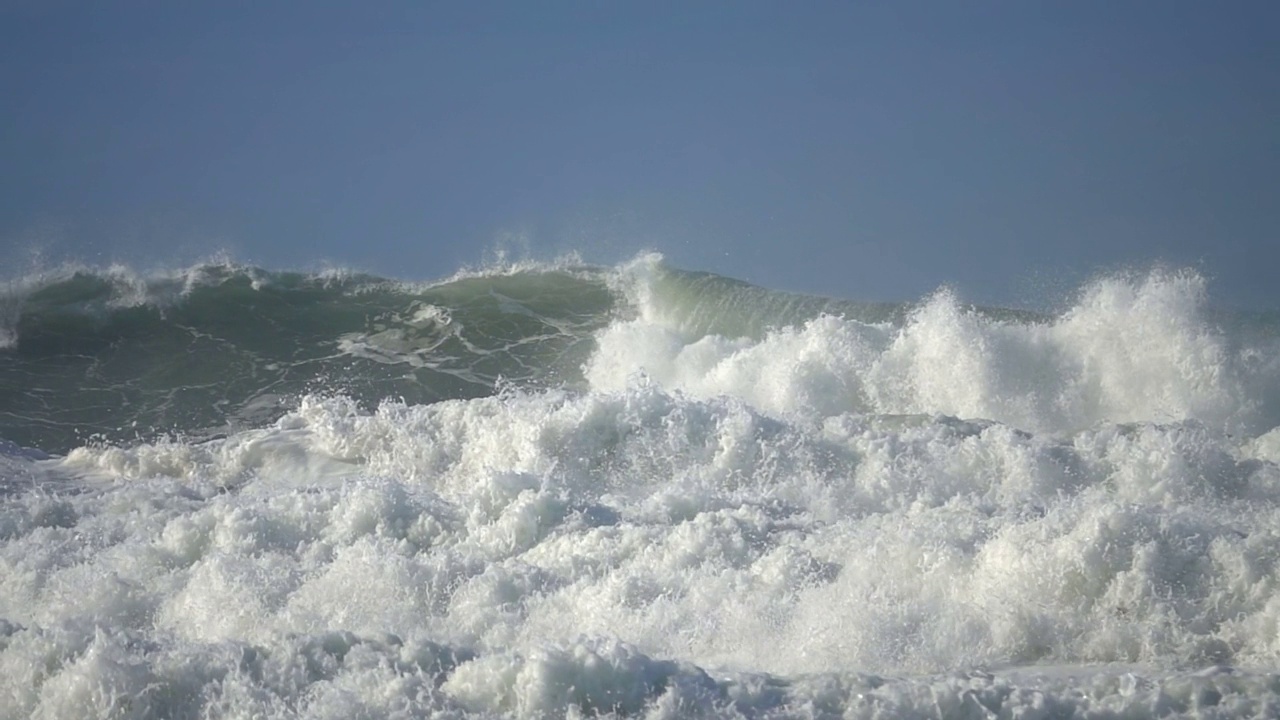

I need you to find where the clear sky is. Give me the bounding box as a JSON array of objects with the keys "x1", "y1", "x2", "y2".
[{"x1": 2, "y1": 2, "x2": 1277, "y2": 307}]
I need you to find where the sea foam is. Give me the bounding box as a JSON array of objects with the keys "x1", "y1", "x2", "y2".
[
  {"x1": 593, "y1": 259, "x2": 1266, "y2": 436},
  {"x1": 2, "y1": 256, "x2": 1279, "y2": 718}
]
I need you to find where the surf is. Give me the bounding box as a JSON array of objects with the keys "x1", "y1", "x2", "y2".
[{"x1": 2, "y1": 252, "x2": 1280, "y2": 718}]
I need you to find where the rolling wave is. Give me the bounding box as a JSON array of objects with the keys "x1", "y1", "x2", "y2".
[
  {"x1": 3, "y1": 253, "x2": 1280, "y2": 718},
  {"x1": 5, "y1": 253, "x2": 1274, "y2": 453}
]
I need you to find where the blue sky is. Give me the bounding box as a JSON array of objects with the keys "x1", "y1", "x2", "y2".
[{"x1": 2, "y1": 2, "x2": 1277, "y2": 307}]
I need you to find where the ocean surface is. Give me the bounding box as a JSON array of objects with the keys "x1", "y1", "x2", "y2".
[{"x1": 3, "y1": 252, "x2": 1280, "y2": 719}]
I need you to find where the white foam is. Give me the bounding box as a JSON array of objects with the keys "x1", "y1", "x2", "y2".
[
  {"x1": 589, "y1": 268, "x2": 1270, "y2": 438},
  {"x1": 3, "y1": 262, "x2": 1280, "y2": 717},
  {"x1": 335, "y1": 302, "x2": 458, "y2": 368}
]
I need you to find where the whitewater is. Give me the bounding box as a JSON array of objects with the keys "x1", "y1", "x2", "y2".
[{"x1": 3, "y1": 252, "x2": 1280, "y2": 719}]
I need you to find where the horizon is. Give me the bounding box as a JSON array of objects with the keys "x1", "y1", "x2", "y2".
[{"x1": 2, "y1": 2, "x2": 1277, "y2": 309}]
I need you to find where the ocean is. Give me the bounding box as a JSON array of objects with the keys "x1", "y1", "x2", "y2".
[{"x1": 2, "y1": 252, "x2": 1280, "y2": 719}]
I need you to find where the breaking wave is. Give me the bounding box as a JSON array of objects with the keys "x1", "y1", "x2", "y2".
[{"x1": 2, "y1": 253, "x2": 1280, "y2": 718}]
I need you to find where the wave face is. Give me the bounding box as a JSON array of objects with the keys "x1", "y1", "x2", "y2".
[
  {"x1": 3, "y1": 253, "x2": 1280, "y2": 718},
  {"x1": 1, "y1": 261, "x2": 614, "y2": 453}
]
